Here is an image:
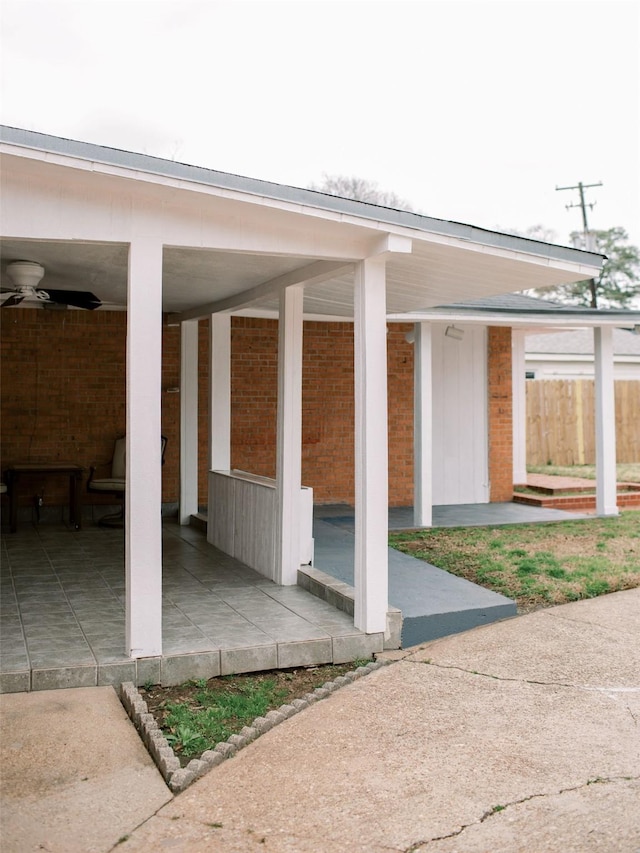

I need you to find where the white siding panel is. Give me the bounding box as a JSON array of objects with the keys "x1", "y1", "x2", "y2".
[
  {"x1": 432, "y1": 325, "x2": 488, "y2": 505},
  {"x1": 208, "y1": 470, "x2": 313, "y2": 581}
]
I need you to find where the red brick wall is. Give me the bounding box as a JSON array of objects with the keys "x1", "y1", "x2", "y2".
[
  {"x1": 3, "y1": 310, "x2": 510, "y2": 514},
  {"x1": 487, "y1": 326, "x2": 513, "y2": 501},
  {"x1": 197, "y1": 317, "x2": 414, "y2": 507},
  {"x1": 0, "y1": 309, "x2": 180, "y2": 511}
]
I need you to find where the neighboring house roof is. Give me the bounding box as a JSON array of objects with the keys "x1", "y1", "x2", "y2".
[{"x1": 526, "y1": 327, "x2": 640, "y2": 357}]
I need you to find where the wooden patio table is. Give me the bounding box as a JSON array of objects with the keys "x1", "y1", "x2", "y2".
[{"x1": 5, "y1": 463, "x2": 84, "y2": 533}]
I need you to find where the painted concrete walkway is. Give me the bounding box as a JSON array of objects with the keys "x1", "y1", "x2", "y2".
[
  {"x1": 3, "y1": 589, "x2": 636, "y2": 852},
  {"x1": 313, "y1": 503, "x2": 589, "y2": 647}
]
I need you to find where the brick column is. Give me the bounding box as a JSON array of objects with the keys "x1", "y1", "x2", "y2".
[{"x1": 488, "y1": 326, "x2": 513, "y2": 502}]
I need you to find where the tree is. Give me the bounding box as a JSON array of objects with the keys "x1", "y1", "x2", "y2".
[
  {"x1": 535, "y1": 227, "x2": 639, "y2": 309},
  {"x1": 308, "y1": 174, "x2": 414, "y2": 211},
  {"x1": 507, "y1": 226, "x2": 640, "y2": 309}
]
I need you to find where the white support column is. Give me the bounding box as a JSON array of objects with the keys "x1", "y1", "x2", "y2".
[
  {"x1": 126, "y1": 237, "x2": 163, "y2": 658},
  {"x1": 594, "y1": 326, "x2": 619, "y2": 516},
  {"x1": 209, "y1": 314, "x2": 231, "y2": 472},
  {"x1": 512, "y1": 329, "x2": 528, "y2": 485},
  {"x1": 180, "y1": 320, "x2": 199, "y2": 524},
  {"x1": 354, "y1": 257, "x2": 389, "y2": 634},
  {"x1": 413, "y1": 322, "x2": 433, "y2": 528},
  {"x1": 275, "y1": 285, "x2": 304, "y2": 585}
]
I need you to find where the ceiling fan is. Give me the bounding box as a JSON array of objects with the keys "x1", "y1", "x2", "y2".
[{"x1": 1, "y1": 261, "x2": 102, "y2": 310}]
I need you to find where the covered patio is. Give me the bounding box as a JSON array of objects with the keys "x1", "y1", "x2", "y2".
[
  {"x1": 0, "y1": 519, "x2": 382, "y2": 694},
  {"x1": 0, "y1": 499, "x2": 591, "y2": 693},
  {"x1": 1, "y1": 126, "x2": 612, "y2": 687}
]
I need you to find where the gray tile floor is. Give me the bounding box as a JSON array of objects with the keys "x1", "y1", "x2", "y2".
[
  {"x1": 0, "y1": 520, "x2": 376, "y2": 692},
  {"x1": 1, "y1": 501, "x2": 590, "y2": 692}
]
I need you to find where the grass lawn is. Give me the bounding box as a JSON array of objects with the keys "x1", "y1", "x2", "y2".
[
  {"x1": 527, "y1": 463, "x2": 640, "y2": 483},
  {"x1": 389, "y1": 510, "x2": 640, "y2": 613}
]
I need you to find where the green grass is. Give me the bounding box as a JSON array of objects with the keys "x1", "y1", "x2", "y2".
[
  {"x1": 389, "y1": 511, "x2": 640, "y2": 612},
  {"x1": 146, "y1": 660, "x2": 373, "y2": 760},
  {"x1": 163, "y1": 678, "x2": 288, "y2": 756}
]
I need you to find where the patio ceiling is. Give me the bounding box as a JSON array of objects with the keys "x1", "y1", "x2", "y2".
[{"x1": 0, "y1": 233, "x2": 604, "y2": 321}]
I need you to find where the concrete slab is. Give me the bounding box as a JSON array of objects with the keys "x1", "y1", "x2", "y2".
[
  {"x1": 116, "y1": 590, "x2": 640, "y2": 853},
  {"x1": 0, "y1": 686, "x2": 172, "y2": 853},
  {"x1": 401, "y1": 588, "x2": 640, "y2": 689}
]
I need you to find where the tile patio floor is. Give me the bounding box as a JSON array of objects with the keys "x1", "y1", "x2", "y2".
[
  {"x1": 0, "y1": 520, "x2": 381, "y2": 694},
  {"x1": 1, "y1": 499, "x2": 593, "y2": 693}
]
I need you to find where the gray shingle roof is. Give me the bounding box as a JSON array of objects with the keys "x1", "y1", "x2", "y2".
[
  {"x1": 435, "y1": 292, "x2": 638, "y2": 318},
  {"x1": 526, "y1": 328, "x2": 640, "y2": 356}
]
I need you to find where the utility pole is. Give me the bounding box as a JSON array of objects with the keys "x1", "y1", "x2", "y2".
[{"x1": 556, "y1": 180, "x2": 603, "y2": 307}]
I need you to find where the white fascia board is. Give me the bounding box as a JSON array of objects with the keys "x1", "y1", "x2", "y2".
[
  {"x1": 526, "y1": 353, "x2": 595, "y2": 363},
  {"x1": 526, "y1": 352, "x2": 640, "y2": 364},
  {"x1": 0, "y1": 141, "x2": 603, "y2": 276},
  {"x1": 386, "y1": 311, "x2": 640, "y2": 328},
  {"x1": 2, "y1": 142, "x2": 394, "y2": 235}
]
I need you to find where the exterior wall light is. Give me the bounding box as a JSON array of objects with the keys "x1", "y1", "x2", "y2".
[{"x1": 445, "y1": 325, "x2": 464, "y2": 341}]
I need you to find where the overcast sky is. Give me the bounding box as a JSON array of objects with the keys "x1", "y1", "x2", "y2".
[{"x1": 1, "y1": 0, "x2": 638, "y2": 249}]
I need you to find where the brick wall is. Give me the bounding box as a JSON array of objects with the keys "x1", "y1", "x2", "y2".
[
  {"x1": 487, "y1": 326, "x2": 513, "y2": 501},
  {"x1": 198, "y1": 318, "x2": 415, "y2": 507},
  {"x1": 0, "y1": 309, "x2": 180, "y2": 511},
  {"x1": 2, "y1": 309, "x2": 509, "y2": 515}
]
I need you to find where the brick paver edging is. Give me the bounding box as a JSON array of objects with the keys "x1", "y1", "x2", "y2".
[{"x1": 120, "y1": 659, "x2": 391, "y2": 793}]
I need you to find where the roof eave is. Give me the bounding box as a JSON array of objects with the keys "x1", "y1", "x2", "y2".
[{"x1": 0, "y1": 124, "x2": 606, "y2": 271}]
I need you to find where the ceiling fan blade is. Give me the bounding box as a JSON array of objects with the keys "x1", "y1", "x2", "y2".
[
  {"x1": 43, "y1": 289, "x2": 102, "y2": 310},
  {"x1": 1, "y1": 293, "x2": 25, "y2": 307}
]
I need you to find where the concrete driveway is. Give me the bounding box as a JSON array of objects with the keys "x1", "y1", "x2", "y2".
[{"x1": 1, "y1": 589, "x2": 639, "y2": 852}]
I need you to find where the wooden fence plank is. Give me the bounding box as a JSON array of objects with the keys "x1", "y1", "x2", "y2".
[{"x1": 526, "y1": 379, "x2": 640, "y2": 465}]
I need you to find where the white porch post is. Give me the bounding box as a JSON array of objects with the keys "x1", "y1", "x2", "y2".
[
  {"x1": 126, "y1": 237, "x2": 163, "y2": 658},
  {"x1": 413, "y1": 322, "x2": 432, "y2": 528},
  {"x1": 207, "y1": 314, "x2": 231, "y2": 544},
  {"x1": 594, "y1": 326, "x2": 619, "y2": 516},
  {"x1": 275, "y1": 285, "x2": 304, "y2": 585},
  {"x1": 512, "y1": 329, "x2": 528, "y2": 485},
  {"x1": 180, "y1": 320, "x2": 199, "y2": 524},
  {"x1": 354, "y1": 257, "x2": 389, "y2": 634},
  {"x1": 208, "y1": 314, "x2": 231, "y2": 472}
]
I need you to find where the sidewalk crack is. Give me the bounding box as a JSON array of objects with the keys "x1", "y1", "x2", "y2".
[
  {"x1": 406, "y1": 658, "x2": 577, "y2": 689},
  {"x1": 400, "y1": 775, "x2": 638, "y2": 851}
]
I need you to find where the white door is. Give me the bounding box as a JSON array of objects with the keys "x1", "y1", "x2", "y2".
[{"x1": 432, "y1": 324, "x2": 489, "y2": 504}]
